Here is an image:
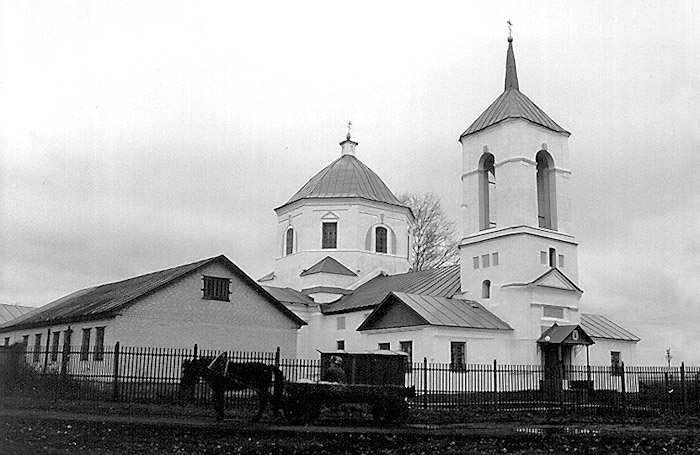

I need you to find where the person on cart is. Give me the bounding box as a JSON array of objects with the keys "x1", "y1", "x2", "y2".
[{"x1": 325, "y1": 355, "x2": 346, "y2": 383}]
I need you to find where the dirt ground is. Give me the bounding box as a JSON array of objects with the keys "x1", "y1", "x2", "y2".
[{"x1": 3, "y1": 396, "x2": 700, "y2": 454}]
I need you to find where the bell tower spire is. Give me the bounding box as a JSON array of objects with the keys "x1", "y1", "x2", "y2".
[{"x1": 505, "y1": 21, "x2": 519, "y2": 91}]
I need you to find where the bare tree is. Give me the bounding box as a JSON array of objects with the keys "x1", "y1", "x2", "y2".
[{"x1": 397, "y1": 192, "x2": 460, "y2": 271}]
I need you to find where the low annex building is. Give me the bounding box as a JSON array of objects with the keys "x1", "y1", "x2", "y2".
[{"x1": 0, "y1": 255, "x2": 306, "y2": 368}]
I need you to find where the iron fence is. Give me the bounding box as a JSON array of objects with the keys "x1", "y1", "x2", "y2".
[{"x1": 2, "y1": 344, "x2": 699, "y2": 415}]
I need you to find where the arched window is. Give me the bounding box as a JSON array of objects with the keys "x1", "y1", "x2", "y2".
[
  {"x1": 482, "y1": 280, "x2": 491, "y2": 299},
  {"x1": 536, "y1": 151, "x2": 557, "y2": 230},
  {"x1": 285, "y1": 228, "x2": 294, "y2": 256},
  {"x1": 375, "y1": 226, "x2": 387, "y2": 253},
  {"x1": 479, "y1": 153, "x2": 496, "y2": 230}
]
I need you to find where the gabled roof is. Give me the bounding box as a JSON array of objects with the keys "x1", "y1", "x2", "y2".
[
  {"x1": 358, "y1": 292, "x2": 512, "y2": 331},
  {"x1": 538, "y1": 323, "x2": 594, "y2": 346},
  {"x1": 0, "y1": 255, "x2": 306, "y2": 332},
  {"x1": 460, "y1": 38, "x2": 569, "y2": 139},
  {"x1": 300, "y1": 256, "x2": 357, "y2": 277},
  {"x1": 277, "y1": 153, "x2": 406, "y2": 211},
  {"x1": 322, "y1": 265, "x2": 461, "y2": 314},
  {"x1": 263, "y1": 286, "x2": 315, "y2": 306},
  {"x1": 0, "y1": 304, "x2": 36, "y2": 325},
  {"x1": 503, "y1": 267, "x2": 582, "y2": 293},
  {"x1": 581, "y1": 313, "x2": 640, "y2": 342}
]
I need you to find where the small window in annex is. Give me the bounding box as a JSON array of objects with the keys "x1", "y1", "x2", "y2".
[
  {"x1": 322, "y1": 222, "x2": 337, "y2": 249},
  {"x1": 375, "y1": 226, "x2": 387, "y2": 253},
  {"x1": 202, "y1": 276, "x2": 231, "y2": 301},
  {"x1": 378, "y1": 342, "x2": 390, "y2": 351},
  {"x1": 611, "y1": 351, "x2": 622, "y2": 376},
  {"x1": 473, "y1": 257, "x2": 480, "y2": 270},
  {"x1": 22, "y1": 335, "x2": 29, "y2": 345},
  {"x1": 33, "y1": 334, "x2": 42, "y2": 362},
  {"x1": 450, "y1": 341, "x2": 466, "y2": 371},
  {"x1": 80, "y1": 329, "x2": 91, "y2": 361},
  {"x1": 3, "y1": 337, "x2": 9, "y2": 346},
  {"x1": 558, "y1": 255, "x2": 565, "y2": 267},
  {"x1": 400, "y1": 341, "x2": 413, "y2": 364},
  {"x1": 336, "y1": 340, "x2": 345, "y2": 350},
  {"x1": 94, "y1": 327, "x2": 105, "y2": 361},
  {"x1": 51, "y1": 331, "x2": 61, "y2": 361},
  {"x1": 482, "y1": 254, "x2": 490, "y2": 268},
  {"x1": 285, "y1": 228, "x2": 294, "y2": 256},
  {"x1": 336, "y1": 316, "x2": 346, "y2": 330},
  {"x1": 543, "y1": 306, "x2": 564, "y2": 319},
  {"x1": 540, "y1": 251, "x2": 548, "y2": 265},
  {"x1": 492, "y1": 252, "x2": 499, "y2": 266}
]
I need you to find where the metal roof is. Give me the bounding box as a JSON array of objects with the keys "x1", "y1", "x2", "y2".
[
  {"x1": 581, "y1": 314, "x2": 640, "y2": 342},
  {"x1": 358, "y1": 292, "x2": 512, "y2": 331},
  {"x1": 537, "y1": 324, "x2": 594, "y2": 346},
  {"x1": 300, "y1": 256, "x2": 357, "y2": 277},
  {"x1": 263, "y1": 286, "x2": 315, "y2": 306},
  {"x1": 0, "y1": 304, "x2": 36, "y2": 325},
  {"x1": 460, "y1": 38, "x2": 569, "y2": 139},
  {"x1": 322, "y1": 265, "x2": 461, "y2": 314},
  {"x1": 0, "y1": 255, "x2": 306, "y2": 332},
  {"x1": 277, "y1": 154, "x2": 406, "y2": 210}
]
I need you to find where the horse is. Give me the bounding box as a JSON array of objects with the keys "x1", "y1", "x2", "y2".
[{"x1": 180, "y1": 355, "x2": 285, "y2": 422}]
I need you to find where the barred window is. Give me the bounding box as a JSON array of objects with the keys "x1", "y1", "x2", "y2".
[
  {"x1": 80, "y1": 329, "x2": 91, "y2": 361},
  {"x1": 51, "y1": 331, "x2": 60, "y2": 361},
  {"x1": 322, "y1": 222, "x2": 337, "y2": 249},
  {"x1": 378, "y1": 342, "x2": 390, "y2": 351},
  {"x1": 375, "y1": 227, "x2": 387, "y2": 253},
  {"x1": 336, "y1": 340, "x2": 345, "y2": 350},
  {"x1": 202, "y1": 276, "x2": 231, "y2": 301},
  {"x1": 400, "y1": 341, "x2": 413, "y2": 364},
  {"x1": 94, "y1": 327, "x2": 105, "y2": 361},
  {"x1": 451, "y1": 341, "x2": 466, "y2": 371}
]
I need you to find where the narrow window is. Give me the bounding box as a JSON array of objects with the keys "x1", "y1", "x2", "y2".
[
  {"x1": 22, "y1": 335, "x2": 29, "y2": 345},
  {"x1": 451, "y1": 341, "x2": 466, "y2": 371},
  {"x1": 336, "y1": 340, "x2": 345, "y2": 350},
  {"x1": 322, "y1": 222, "x2": 337, "y2": 249},
  {"x1": 479, "y1": 153, "x2": 496, "y2": 230},
  {"x1": 33, "y1": 334, "x2": 42, "y2": 362},
  {"x1": 378, "y1": 342, "x2": 390, "y2": 351},
  {"x1": 492, "y1": 252, "x2": 499, "y2": 266},
  {"x1": 202, "y1": 276, "x2": 231, "y2": 301},
  {"x1": 3, "y1": 337, "x2": 9, "y2": 346},
  {"x1": 536, "y1": 151, "x2": 557, "y2": 230},
  {"x1": 336, "y1": 316, "x2": 345, "y2": 330},
  {"x1": 473, "y1": 257, "x2": 480, "y2": 270},
  {"x1": 400, "y1": 341, "x2": 413, "y2": 364},
  {"x1": 481, "y1": 254, "x2": 490, "y2": 268},
  {"x1": 482, "y1": 280, "x2": 491, "y2": 299},
  {"x1": 51, "y1": 332, "x2": 61, "y2": 361},
  {"x1": 540, "y1": 251, "x2": 548, "y2": 265},
  {"x1": 94, "y1": 327, "x2": 105, "y2": 361},
  {"x1": 285, "y1": 228, "x2": 294, "y2": 256},
  {"x1": 611, "y1": 351, "x2": 622, "y2": 376},
  {"x1": 63, "y1": 329, "x2": 72, "y2": 350},
  {"x1": 80, "y1": 329, "x2": 91, "y2": 361},
  {"x1": 549, "y1": 248, "x2": 557, "y2": 267},
  {"x1": 375, "y1": 226, "x2": 387, "y2": 253},
  {"x1": 558, "y1": 255, "x2": 565, "y2": 267}
]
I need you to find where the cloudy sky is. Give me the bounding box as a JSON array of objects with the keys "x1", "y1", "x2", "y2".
[{"x1": 1, "y1": 1, "x2": 698, "y2": 365}]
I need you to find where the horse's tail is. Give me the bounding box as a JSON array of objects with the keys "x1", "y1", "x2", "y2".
[{"x1": 271, "y1": 365, "x2": 285, "y2": 410}]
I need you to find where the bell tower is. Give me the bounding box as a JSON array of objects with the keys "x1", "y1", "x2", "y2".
[{"x1": 458, "y1": 35, "x2": 581, "y2": 356}]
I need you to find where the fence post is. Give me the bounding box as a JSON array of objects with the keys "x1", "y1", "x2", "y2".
[
  {"x1": 275, "y1": 347, "x2": 281, "y2": 368},
  {"x1": 42, "y1": 327, "x2": 51, "y2": 374},
  {"x1": 193, "y1": 343, "x2": 198, "y2": 360},
  {"x1": 620, "y1": 361, "x2": 626, "y2": 411},
  {"x1": 681, "y1": 362, "x2": 687, "y2": 412},
  {"x1": 493, "y1": 359, "x2": 498, "y2": 411},
  {"x1": 112, "y1": 342, "x2": 120, "y2": 401},
  {"x1": 423, "y1": 357, "x2": 428, "y2": 408}
]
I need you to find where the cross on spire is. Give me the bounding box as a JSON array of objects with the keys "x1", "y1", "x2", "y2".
[
  {"x1": 507, "y1": 19, "x2": 513, "y2": 41},
  {"x1": 346, "y1": 120, "x2": 352, "y2": 140}
]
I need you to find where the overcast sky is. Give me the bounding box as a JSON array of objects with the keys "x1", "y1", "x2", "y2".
[{"x1": 1, "y1": 1, "x2": 698, "y2": 365}]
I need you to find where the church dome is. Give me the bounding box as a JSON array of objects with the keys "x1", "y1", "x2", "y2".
[{"x1": 276, "y1": 140, "x2": 405, "y2": 211}]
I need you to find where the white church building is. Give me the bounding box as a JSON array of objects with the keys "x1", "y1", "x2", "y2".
[{"x1": 261, "y1": 36, "x2": 639, "y2": 370}]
